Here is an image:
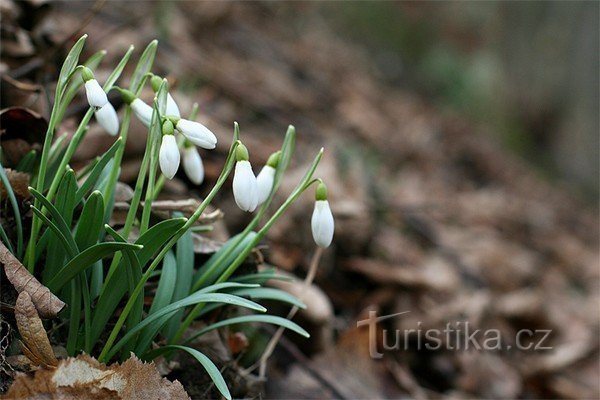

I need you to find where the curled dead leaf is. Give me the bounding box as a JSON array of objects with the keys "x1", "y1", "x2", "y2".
[
  {"x1": 0, "y1": 242, "x2": 65, "y2": 318},
  {"x1": 6, "y1": 354, "x2": 190, "y2": 399},
  {"x1": 14, "y1": 291, "x2": 58, "y2": 368}
]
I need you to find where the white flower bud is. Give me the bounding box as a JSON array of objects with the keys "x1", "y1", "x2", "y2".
[
  {"x1": 94, "y1": 102, "x2": 119, "y2": 136},
  {"x1": 176, "y1": 119, "x2": 217, "y2": 149},
  {"x1": 183, "y1": 146, "x2": 204, "y2": 185},
  {"x1": 256, "y1": 165, "x2": 276, "y2": 205},
  {"x1": 311, "y1": 200, "x2": 334, "y2": 248},
  {"x1": 159, "y1": 135, "x2": 180, "y2": 179},
  {"x1": 166, "y1": 93, "x2": 180, "y2": 117},
  {"x1": 131, "y1": 98, "x2": 153, "y2": 127},
  {"x1": 84, "y1": 79, "x2": 108, "y2": 108},
  {"x1": 233, "y1": 160, "x2": 258, "y2": 212}
]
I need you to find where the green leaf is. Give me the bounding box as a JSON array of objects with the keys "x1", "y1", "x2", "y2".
[
  {"x1": 0, "y1": 224, "x2": 14, "y2": 254},
  {"x1": 58, "y1": 49, "x2": 107, "y2": 120},
  {"x1": 56, "y1": 34, "x2": 87, "y2": 100},
  {"x1": 163, "y1": 227, "x2": 194, "y2": 339},
  {"x1": 149, "y1": 251, "x2": 177, "y2": 315},
  {"x1": 47, "y1": 242, "x2": 142, "y2": 292},
  {"x1": 231, "y1": 269, "x2": 293, "y2": 284},
  {"x1": 130, "y1": 40, "x2": 158, "y2": 93},
  {"x1": 136, "y1": 218, "x2": 187, "y2": 267},
  {"x1": 103, "y1": 45, "x2": 135, "y2": 91},
  {"x1": 41, "y1": 169, "x2": 77, "y2": 282},
  {"x1": 135, "y1": 250, "x2": 177, "y2": 354},
  {"x1": 144, "y1": 345, "x2": 231, "y2": 400},
  {"x1": 30, "y1": 206, "x2": 76, "y2": 258},
  {"x1": 75, "y1": 139, "x2": 122, "y2": 204},
  {"x1": 184, "y1": 315, "x2": 310, "y2": 345},
  {"x1": 193, "y1": 232, "x2": 257, "y2": 289},
  {"x1": 230, "y1": 287, "x2": 306, "y2": 309},
  {"x1": 75, "y1": 191, "x2": 105, "y2": 250},
  {"x1": 0, "y1": 163, "x2": 23, "y2": 259},
  {"x1": 105, "y1": 291, "x2": 265, "y2": 360},
  {"x1": 15, "y1": 150, "x2": 37, "y2": 173},
  {"x1": 29, "y1": 188, "x2": 79, "y2": 254}
]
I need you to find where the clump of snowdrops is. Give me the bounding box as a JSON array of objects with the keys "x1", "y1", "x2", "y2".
[{"x1": 0, "y1": 35, "x2": 334, "y2": 399}]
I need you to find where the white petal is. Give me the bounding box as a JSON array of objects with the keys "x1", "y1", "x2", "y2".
[
  {"x1": 166, "y1": 93, "x2": 180, "y2": 118},
  {"x1": 183, "y1": 146, "x2": 204, "y2": 185},
  {"x1": 131, "y1": 98, "x2": 153, "y2": 127},
  {"x1": 94, "y1": 102, "x2": 119, "y2": 136},
  {"x1": 84, "y1": 79, "x2": 108, "y2": 108},
  {"x1": 232, "y1": 160, "x2": 258, "y2": 212},
  {"x1": 176, "y1": 119, "x2": 217, "y2": 149},
  {"x1": 159, "y1": 135, "x2": 180, "y2": 179},
  {"x1": 311, "y1": 200, "x2": 334, "y2": 248},
  {"x1": 256, "y1": 165, "x2": 276, "y2": 205}
]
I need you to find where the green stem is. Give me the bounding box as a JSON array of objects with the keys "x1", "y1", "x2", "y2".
[{"x1": 97, "y1": 140, "x2": 239, "y2": 363}]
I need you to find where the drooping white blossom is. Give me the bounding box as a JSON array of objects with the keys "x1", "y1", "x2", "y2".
[
  {"x1": 182, "y1": 146, "x2": 204, "y2": 185},
  {"x1": 84, "y1": 79, "x2": 108, "y2": 108},
  {"x1": 159, "y1": 134, "x2": 180, "y2": 179},
  {"x1": 131, "y1": 98, "x2": 153, "y2": 127},
  {"x1": 311, "y1": 200, "x2": 334, "y2": 248},
  {"x1": 166, "y1": 93, "x2": 180, "y2": 118},
  {"x1": 94, "y1": 102, "x2": 119, "y2": 136},
  {"x1": 176, "y1": 119, "x2": 217, "y2": 149},
  {"x1": 233, "y1": 160, "x2": 258, "y2": 212},
  {"x1": 256, "y1": 165, "x2": 275, "y2": 205}
]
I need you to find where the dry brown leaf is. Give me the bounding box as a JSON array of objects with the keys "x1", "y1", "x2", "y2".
[
  {"x1": 5, "y1": 354, "x2": 190, "y2": 399},
  {"x1": 14, "y1": 291, "x2": 58, "y2": 368},
  {"x1": 0, "y1": 242, "x2": 65, "y2": 318}
]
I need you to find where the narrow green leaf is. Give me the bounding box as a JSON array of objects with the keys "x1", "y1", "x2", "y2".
[
  {"x1": 103, "y1": 45, "x2": 135, "y2": 90},
  {"x1": 15, "y1": 150, "x2": 37, "y2": 173},
  {"x1": 163, "y1": 227, "x2": 194, "y2": 339},
  {"x1": 135, "y1": 251, "x2": 177, "y2": 353},
  {"x1": 130, "y1": 40, "x2": 157, "y2": 92},
  {"x1": 75, "y1": 191, "x2": 105, "y2": 250},
  {"x1": 47, "y1": 242, "x2": 142, "y2": 292},
  {"x1": 184, "y1": 315, "x2": 310, "y2": 345},
  {"x1": 231, "y1": 269, "x2": 293, "y2": 284},
  {"x1": 0, "y1": 224, "x2": 14, "y2": 253},
  {"x1": 105, "y1": 291, "x2": 265, "y2": 360},
  {"x1": 30, "y1": 206, "x2": 76, "y2": 258},
  {"x1": 192, "y1": 232, "x2": 257, "y2": 289},
  {"x1": 0, "y1": 163, "x2": 23, "y2": 259},
  {"x1": 28, "y1": 188, "x2": 78, "y2": 253},
  {"x1": 41, "y1": 169, "x2": 77, "y2": 282},
  {"x1": 230, "y1": 287, "x2": 306, "y2": 309},
  {"x1": 136, "y1": 218, "x2": 187, "y2": 267},
  {"x1": 144, "y1": 345, "x2": 231, "y2": 400},
  {"x1": 75, "y1": 138, "x2": 122, "y2": 203},
  {"x1": 56, "y1": 34, "x2": 87, "y2": 99}
]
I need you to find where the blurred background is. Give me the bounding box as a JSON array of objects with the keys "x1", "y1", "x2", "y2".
[{"x1": 1, "y1": 1, "x2": 598, "y2": 398}]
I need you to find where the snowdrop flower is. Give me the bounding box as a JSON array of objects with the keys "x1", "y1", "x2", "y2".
[
  {"x1": 159, "y1": 121, "x2": 179, "y2": 179},
  {"x1": 232, "y1": 143, "x2": 258, "y2": 212},
  {"x1": 175, "y1": 119, "x2": 217, "y2": 149},
  {"x1": 256, "y1": 151, "x2": 280, "y2": 205},
  {"x1": 182, "y1": 144, "x2": 204, "y2": 185},
  {"x1": 166, "y1": 93, "x2": 180, "y2": 117},
  {"x1": 131, "y1": 98, "x2": 153, "y2": 127},
  {"x1": 311, "y1": 182, "x2": 334, "y2": 248},
  {"x1": 94, "y1": 102, "x2": 119, "y2": 136},
  {"x1": 119, "y1": 89, "x2": 153, "y2": 127},
  {"x1": 150, "y1": 75, "x2": 180, "y2": 117},
  {"x1": 81, "y1": 66, "x2": 108, "y2": 108}
]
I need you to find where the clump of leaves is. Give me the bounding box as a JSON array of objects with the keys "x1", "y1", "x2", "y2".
[{"x1": 0, "y1": 35, "x2": 332, "y2": 399}]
